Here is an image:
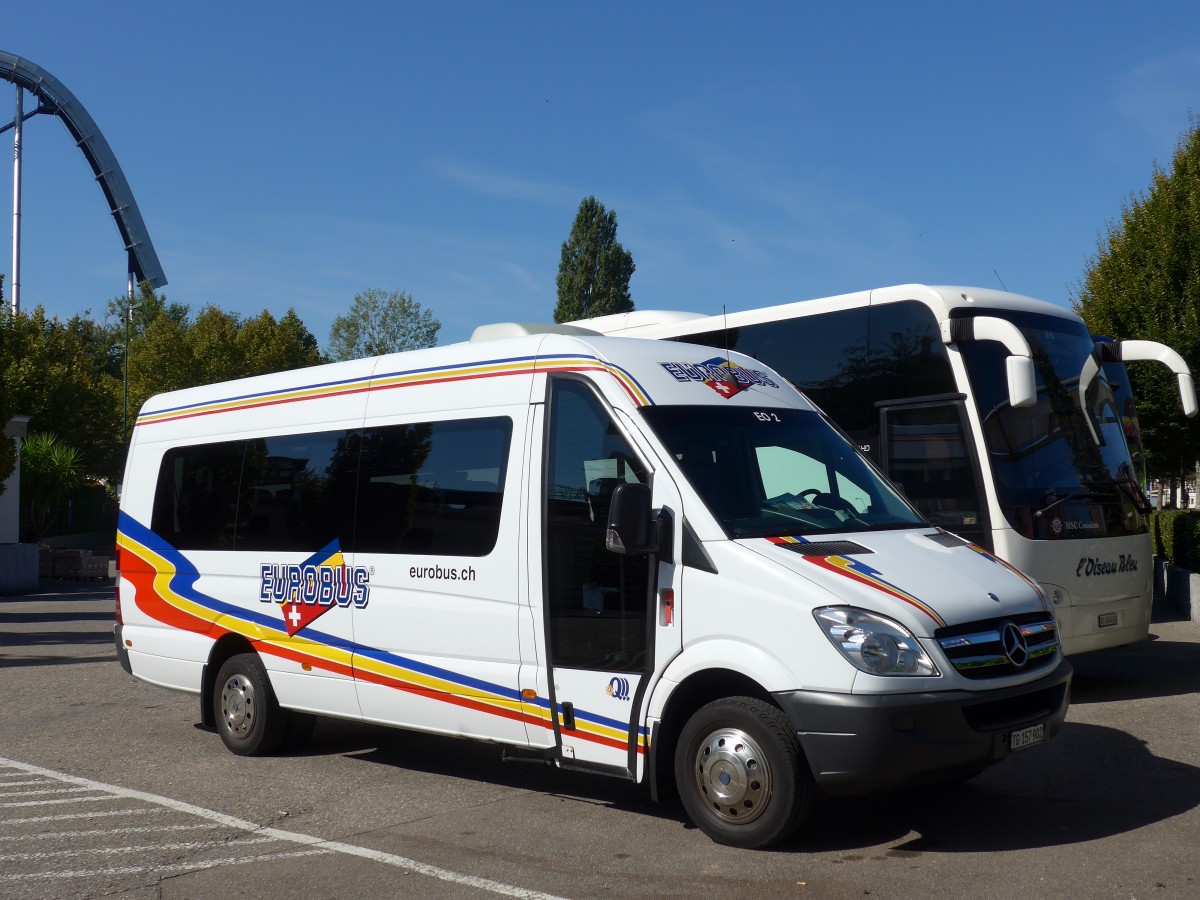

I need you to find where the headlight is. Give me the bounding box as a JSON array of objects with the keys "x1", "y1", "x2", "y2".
[{"x1": 814, "y1": 607, "x2": 939, "y2": 677}]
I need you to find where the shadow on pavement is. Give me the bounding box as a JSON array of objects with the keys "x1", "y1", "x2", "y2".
[
  {"x1": 0, "y1": 579, "x2": 117, "y2": 667},
  {"x1": 797, "y1": 720, "x2": 1199, "y2": 853}
]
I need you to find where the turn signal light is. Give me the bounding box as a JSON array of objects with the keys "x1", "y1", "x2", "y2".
[{"x1": 659, "y1": 588, "x2": 675, "y2": 626}]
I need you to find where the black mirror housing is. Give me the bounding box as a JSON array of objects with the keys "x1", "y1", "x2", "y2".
[{"x1": 606, "y1": 482, "x2": 654, "y2": 555}]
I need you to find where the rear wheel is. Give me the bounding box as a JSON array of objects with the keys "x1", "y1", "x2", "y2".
[
  {"x1": 213, "y1": 653, "x2": 287, "y2": 756},
  {"x1": 674, "y1": 696, "x2": 814, "y2": 848}
]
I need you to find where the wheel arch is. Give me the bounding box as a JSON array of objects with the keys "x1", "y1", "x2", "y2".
[
  {"x1": 647, "y1": 666, "x2": 778, "y2": 805},
  {"x1": 200, "y1": 632, "x2": 258, "y2": 727}
]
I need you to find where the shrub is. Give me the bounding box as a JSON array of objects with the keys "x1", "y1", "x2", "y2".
[{"x1": 1151, "y1": 509, "x2": 1200, "y2": 570}]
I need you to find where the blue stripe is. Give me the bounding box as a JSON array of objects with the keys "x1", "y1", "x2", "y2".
[{"x1": 121, "y1": 513, "x2": 645, "y2": 734}]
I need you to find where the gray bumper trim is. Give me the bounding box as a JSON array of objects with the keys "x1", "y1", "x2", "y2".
[{"x1": 774, "y1": 658, "x2": 1072, "y2": 792}]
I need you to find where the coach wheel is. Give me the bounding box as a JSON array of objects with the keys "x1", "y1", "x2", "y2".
[{"x1": 214, "y1": 653, "x2": 286, "y2": 756}]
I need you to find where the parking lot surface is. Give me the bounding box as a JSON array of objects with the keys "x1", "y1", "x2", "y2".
[{"x1": 1, "y1": 579, "x2": 1198, "y2": 899}]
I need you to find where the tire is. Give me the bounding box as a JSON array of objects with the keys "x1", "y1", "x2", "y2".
[
  {"x1": 674, "y1": 696, "x2": 815, "y2": 848},
  {"x1": 213, "y1": 653, "x2": 287, "y2": 756}
]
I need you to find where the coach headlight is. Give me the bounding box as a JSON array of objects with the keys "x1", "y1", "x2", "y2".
[{"x1": 814, "y1": 607, "x2": 939, "y2": 677}]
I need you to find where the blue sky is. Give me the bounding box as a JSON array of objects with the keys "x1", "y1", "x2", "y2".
[{"x1": 3, "y1": 2, "x2": 1200, "y2": 347}]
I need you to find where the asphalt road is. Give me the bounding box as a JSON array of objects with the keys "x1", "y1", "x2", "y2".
[{"x1": 1, "y1": 579, "x2": 1198, "y2": 899}]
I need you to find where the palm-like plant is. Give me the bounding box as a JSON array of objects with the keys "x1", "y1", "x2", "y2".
[{"x1": 19, "y1": 432, "x2": 85, "y2": 541}]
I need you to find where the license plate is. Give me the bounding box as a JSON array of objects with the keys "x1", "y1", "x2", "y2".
[
  {"x1": 1098, "y1": 612, "x2": 1119, "y2": 628},
  {"x1": 1010, "y1": 724, "x2": 1044, "y2": 751}
]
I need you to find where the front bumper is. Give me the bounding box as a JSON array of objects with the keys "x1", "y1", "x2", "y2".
[{"x1": 774, "y1": 658, "x2": 1072, "y2": 792}]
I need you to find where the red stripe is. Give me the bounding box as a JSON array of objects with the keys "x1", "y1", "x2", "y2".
[
  {"x1": 138, "y1": 359, "x2": 646, "y2": 428},
  {"x1": 122, "y1": 545, "x2": 644, "y2": 754}
]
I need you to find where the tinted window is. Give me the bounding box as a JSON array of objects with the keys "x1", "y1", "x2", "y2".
[
  {"x1": 883, "y1": 401, "x2": 987, "y2": 545},
  {"x1": 238, "y1": 431, "x2": 359, "y2": 552},
  {"x1": 356, "y1": 418, "x2": 512, "y2": 557},
  {"x1": 544, "y1": 380, "x2": 650, "y2": 671},
  {"x1": 676, "y1": 300, "x2": 954, "y2": 441},
  {"x1": 151, "y1": 441, "x2": 247, "y2": 550},
  {"x1": 150, "y1": 417, "x2": 512, "y2": 556}
]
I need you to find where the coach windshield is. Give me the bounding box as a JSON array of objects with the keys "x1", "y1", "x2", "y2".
[{"x1": 956, "y1": 310, "x2": 1146, "y2": 540}]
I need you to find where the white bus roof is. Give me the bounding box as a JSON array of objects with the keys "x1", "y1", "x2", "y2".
[
  {"x1": 575, "y1": 284, "x2": 1079, "y2": 337},
  {"x1": 132, "y1": 329, "x2": 816, "y2": 441}
]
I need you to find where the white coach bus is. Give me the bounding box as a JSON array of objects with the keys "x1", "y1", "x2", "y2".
[
  {"x1": 115, "y1": 324, "x2": 1070, "y2": 848},
  {"x1": 578, "y1": 285, "x2": 1196, "y2": 656}
]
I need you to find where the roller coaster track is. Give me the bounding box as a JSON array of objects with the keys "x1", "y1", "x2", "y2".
[{"x1": 1, "y1": 49, "x2": 166, "y2": 292}]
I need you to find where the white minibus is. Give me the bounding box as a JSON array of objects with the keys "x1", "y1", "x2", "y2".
[
  {"x1": 578, "y1": 285, "x2": 1196, "y2": 655},
  {"x1": 116, "y1": 325, "x2": 1070, "y2": 848}
]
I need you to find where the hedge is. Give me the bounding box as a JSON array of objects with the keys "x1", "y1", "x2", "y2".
[{"x1": 1151, "y1": 509, "x2": 1200, "y2": 571}]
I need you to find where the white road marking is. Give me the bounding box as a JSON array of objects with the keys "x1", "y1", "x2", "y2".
[
  {"x1": 0, "y1": 785, "x2": 103, "y2": 798},
  {"x1": 0, "y1": 822, "x2": 219, "y2": 841},
  {"x1": 0, "y1": 794, "x2": 120, "y2": 808},
  {"x1": 0, "y1": 758, "x2": 569, "y2": 899},
  {"x1": 0, "y1": 807, "x2": 168, "y2": 825},
  {"x1": 1, "y1": 848, "x2": 332, "y2": 882},
  {"x1": 0, "y1": 836, "x2": 278, "y2": 862}
]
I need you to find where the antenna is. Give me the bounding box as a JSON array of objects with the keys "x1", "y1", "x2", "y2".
[
  {"x1": 994, "y1": 269, "x2": 1008, "y2": 291},
  {"x1": 721, "y1": 305, "x2": 739, "y2": 389}
]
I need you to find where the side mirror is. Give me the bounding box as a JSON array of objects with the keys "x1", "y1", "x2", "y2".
[
  {"x1": 606, "y1": 482, "x2": 654, "y2": 555},
  {"x1": 1119, "y1": 340, "x2": 1198, "y2": 418},
  {"x1": 942, "y1": 315, "x2": 1037, "y2": 409},
  {"x1": 1007, "y1": 356, "x2": 1037, "y2": 408}
]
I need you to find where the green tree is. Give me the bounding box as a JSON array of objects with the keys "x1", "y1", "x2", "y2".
[
  {"x1": 554, "y1": 196, "x2": 636, "y2": 323},
  {"x1": 0, "y1": 284, "x2": 325, "y2": 488},
  {"x1": 0, "y1": 306, "x2": 124, "y2": 480},
  {"x1": 327, "y1": 289, "x2": 440, "y2": 361},
  {"x1": 121, "y1": 290, "x2": 323, "y2": 436},
  {"x1": 237, "y1": 308, "x2": 323, "y2": 374},
  {"x1": 1072, "y1": 117, "x2": 1200, "y2": 481},
  {"x1": 18, "y1": 432, "x2": 86, "y2": 541},
  {"x1": 0, "y1": 277, "x2": 17, "y2": 492}
]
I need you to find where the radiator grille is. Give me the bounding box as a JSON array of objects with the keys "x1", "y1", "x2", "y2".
[{"x1": 935, "y1": 612, "x2": 1060, "y2": 679}]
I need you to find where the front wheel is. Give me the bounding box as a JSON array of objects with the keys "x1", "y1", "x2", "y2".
[
  {"x1": 674, "y1": 696, "x2": 815, "y2": 848},
  {"x1": 213, "y1": 653, "x2": 287, "y2": 756}
]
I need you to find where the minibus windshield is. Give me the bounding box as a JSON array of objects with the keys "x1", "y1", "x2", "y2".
[{"x1": 640, "y1": 406, "x2": 926, "y2": 538}]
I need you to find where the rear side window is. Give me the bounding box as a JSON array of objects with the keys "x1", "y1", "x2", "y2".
[
  {"x1": 149, "y1": 417, "x2": 512, "y2": 557},
  {"x1": 356, "y1": 418, "x2": 512, "y2": 557},
  {"x1": 151, "y1": 441, "x2": 247, "y2": 550}
]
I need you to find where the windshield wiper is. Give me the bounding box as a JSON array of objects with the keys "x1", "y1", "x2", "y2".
[
  {"x1": 1034, "y1": 490, "x2": 1108, "y2": 519},
  {"x1": 1113, "y1": 475, "x2": 1154, "y2": 515}
]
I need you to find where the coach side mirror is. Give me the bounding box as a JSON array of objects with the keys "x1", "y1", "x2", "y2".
[{"x1": 1007, "y1": 356, "x2": 1037, "y2": 409}]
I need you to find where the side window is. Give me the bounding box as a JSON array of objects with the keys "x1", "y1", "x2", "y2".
[
  {"x1": 754, "y1": 432, "x2": 876, "y2": 516},
  {"x1": 756, "y1": 446, "x2": 829, "y2": 498},
  {"x1": 238, "y1": 430, "x2": 359, "y2": 552},
  {"x1": 356, "y1": 417, "x2": 512, "y2": 556},
  {"x1": 868, "y1": 301, "x2": 956, "y2": 401},
  {"x1": 834, "y1": 472, "x2": 871, "y2": 513},
  {"x1": 544, "y1": 380, "x2": 650, "y2": 671},
  {"x1": 884, "y1": 402, "x2": 984, "y2": 542},
  {"x1": 151, "y1": 441, "x2": 246, "y2": 550}
]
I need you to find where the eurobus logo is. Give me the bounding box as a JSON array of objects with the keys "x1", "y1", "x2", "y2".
[
  {"x1": 258, "y1": 540, "x2": 371, "y2": 636},
  {"x1": 659, "y1": 356, "x2": 780, "y2": 398}
]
